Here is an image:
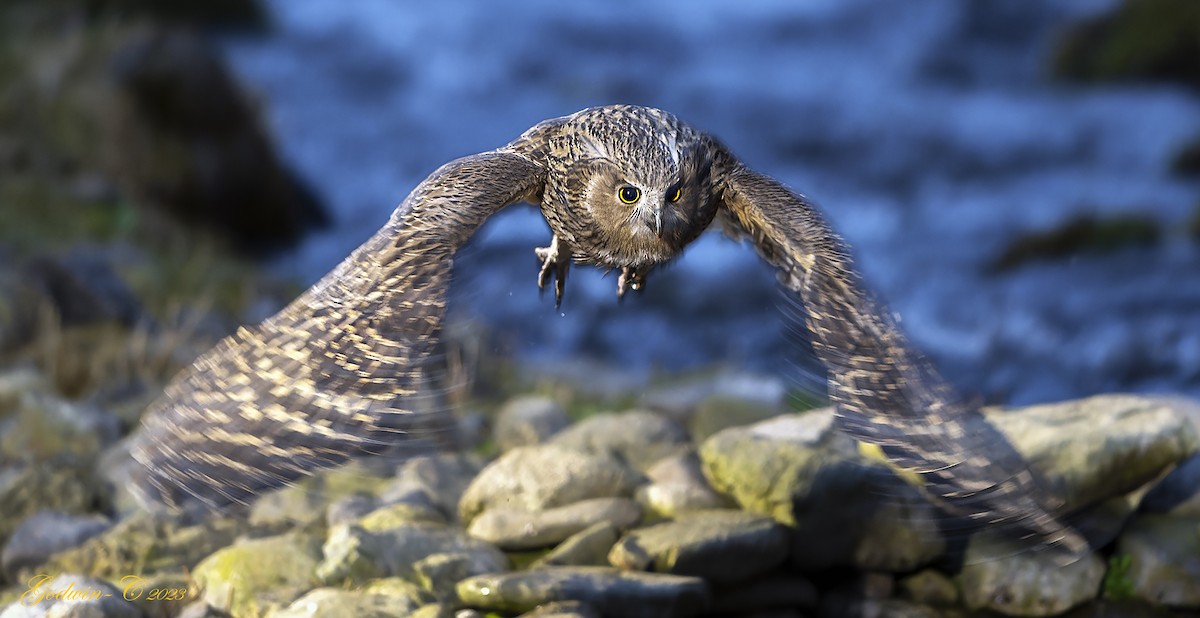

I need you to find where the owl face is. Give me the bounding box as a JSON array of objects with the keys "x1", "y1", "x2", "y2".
[{"x1": 542, "y1": 106, "x2": 720, "y2": 270}]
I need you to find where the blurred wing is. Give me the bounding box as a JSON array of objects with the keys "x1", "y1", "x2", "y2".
[
  {"x1": 715, "y1": 160, "x2": 1088, "y2": 559},
  {"x1": 131, "y1": 150, "x2": 545, "y2": 515}
]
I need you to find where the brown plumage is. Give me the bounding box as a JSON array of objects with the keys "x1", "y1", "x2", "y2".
[{"x1": 131, "y1": 105, "x2": 1086, "y2": 559}]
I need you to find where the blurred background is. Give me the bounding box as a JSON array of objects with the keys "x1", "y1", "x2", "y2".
[{"x1": 1, "y1": 0, "x2": 1198, "y2": 412}]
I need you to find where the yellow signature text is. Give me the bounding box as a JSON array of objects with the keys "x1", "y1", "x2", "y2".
[
  {"x1": 119, "y1": 576, "x2": 189, "y2": 602},
  {"x1": 19, "y1": 574, "x2": 190, "y2": 606},
  {"x1": 20, "y1": 574, "x2": 112, "y2": 606}
]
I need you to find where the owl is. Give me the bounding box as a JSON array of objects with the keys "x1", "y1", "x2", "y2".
[{"x1": 130, "y1": 105, "x2": 1086, "y2": 560}]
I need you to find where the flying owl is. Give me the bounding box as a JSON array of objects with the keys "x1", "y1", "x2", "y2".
[{"x1": 130, "y1": 105, "x2": 1086, "y2": 559}]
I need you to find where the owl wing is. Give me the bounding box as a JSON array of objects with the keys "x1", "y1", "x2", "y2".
[
  {"x1": 130, "y1": 149, "x2": 546, "y2": 515},
  {"x1": 714, "y1": 158, "x2": 1088, "y2": 559}
]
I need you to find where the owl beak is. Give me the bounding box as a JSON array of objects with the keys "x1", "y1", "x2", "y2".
[{"x1": 653, "y1": 205, "x2": 664, "y2": 238}]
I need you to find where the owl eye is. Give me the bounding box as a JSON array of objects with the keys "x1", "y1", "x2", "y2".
[
  {"x1": 668, "y1": 186, "x2": 682, "y2": 202},
  {"x1": 618, "y1": 186, "x2": 641, "y2": 204}
]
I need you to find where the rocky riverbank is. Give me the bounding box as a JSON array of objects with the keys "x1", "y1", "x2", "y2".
[{"x1": 2, "y1": 365, "x2": 1199, "y2": 617}]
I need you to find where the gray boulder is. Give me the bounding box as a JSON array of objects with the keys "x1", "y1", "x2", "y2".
[
  {"x1": 959, "y1": 539, "x2": 1105, "y2": 616},
  {"x1": 1116, "y1": 514, "x2": 1200, "y2": 608},
  {"x1": 456, "y1": 567, "x2": 710, "y2": 618},
  {"x1": 699, "y1": 409, "x2": 945, "y2": 571},
  {"x1": 468, "y1": 498, "x2": 642, "y2": 550},
  {"x1": 988, "y1": 395, "x2": 1199, "y2": 510},
  {"x1": 459, "y1": 445, "x2": 642, "y2": 524},
  {"x1": 493, "y1": 396, "x2": 572, "y2": 452},
  {"x1": 607, "y1": 509, "x2": 789, "y2": 585},
  {"x1": 268, "y1": 586, "x2": 426, "y2": 618},
  {"x1": 533, "y1": 523, "x2": 621, "y2": 568},
  {"x1": 549, "y1": 410, "x2": 690, "y2": 471},
  {"x1": 316, "y1": 520, "x2": 507, "y2": 587},
  {"x1": 2, "y1": 510, "x2": 111, "y2": 578}
]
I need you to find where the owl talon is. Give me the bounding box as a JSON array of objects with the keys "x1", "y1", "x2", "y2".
[
  {"x1": 535, "y1": 236, "x2": 570, "y2": 308},
  {"x1": 617, "y1": 266, "x2": 648, "y2": 301}
]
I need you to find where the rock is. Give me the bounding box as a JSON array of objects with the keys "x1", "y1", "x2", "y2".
[
  {"x1": 381, "y1": 453, "x2": 485, "y2": 523},
  {"x1": 639, "y1": 452, "x2": 729, "y2": 517},
  {"x1": 635, "y1": 483, "x2": 728, "y2": 519},
  {"x1": 699, "y1": 410, "x2": 945, "y2": 571},
  {"x1": 1115, "y1": 515, "x2": 1200, "y2": 608},
  {"x1": 176, "y1": 601, "x2": 234, "y2": 618},
  {"x1": 689, "y1": 395, "x2": 784, "y2": 442},
  {"x1": 607, "y1": 509, "x2": 789, "y2": 585},
  {"x1": 413, "y1": 552, "x2": 498, "y2": 601},
  {"x1": 456, "y1": 567, "x2": 710, "y2": 618},
  {"x1": 468, "y1": 498, "x2": 642, "y2": 550},
  {"x1": 987, "y1": 214, "x2": 1160, "y2": 273},
  {"x1": 0, "y1": 275, "x2": 45, "y2": 353},
  {"x1": 20, "y1": 252, "x2": 144, "y2": 330},
  {"x1": 325, "y1": 494, "x2": 380, "y2": 527},
  {"x1": 356, "y1": 501, "x2": 447, "y2": 528},
  {"x1": 1053, "y1": 0, "x2": 1200, "y2": 89},
  {"x1": 42, "y1": 512, "x2": 248, "y2": 580},
  {"x1": 407, "y1": 605, "x2": 452, "y2": 618},
  {"x1": 989, "y1": 395, "x2": 1199, "y2": 511},
  {"x1": 1, "y1": 573, "x2": 141, "y2": 618},
  {"x1": 549, "y1": 410, "x2": 690, "y2": 471},
  {"x1": 494, "y1": 396, "x2": 572, "y2": 452},
  {"x1": 532, "y1": 523, "x2": 621, "y2": 568},
  {"x1": 0, "y1": 465, "x2": 102, "y2": 544},
  {"x1": 819, "y1": 596, "x2": 942, "y2": 618},
  {"x1": 644, "y1": 452, "x2": 709, "y2": 487},
  {"x1": 709, "y1": 574, "x2": 818, "y2": 614},
  {"x1": 515, "y1": 600, "x2": 601, "y2": 618},
  {"x1": 268, "y1": 587, "x2": 426, "y2": 618},
  {"x1": 897, "y1": 569, "x2": 959, "y2": 607},
  {"x1": 96, "y1": 436, "x2": 146, "y2": 519},
  {"x1": 249, "y1": 460, "x2": 393, "y2": 528},
  {"x1": 1, "y1": 387, "x2": 122, "y2": 465},
  {"x1": 316, "y1": 520, "x2": 507, "y2": 586},
  {"x1": 192, "y1": 533, "x2": 322, "y2": 617},
  {"x1": 459, "y1": 445, "x2": 642, "y2": 524},
  {"x1": 1141, "y1": 452, "x2": 1200, "y2": 516},
  {"x1": 1, "y1": 510, "x2": 111, "y2": 578},
  {"x1": 960, "y1": 538, "x2": 1106, "y2": 616},
  {"x1": 110, "y1": 28, "x2": 327, "y2": 254}
]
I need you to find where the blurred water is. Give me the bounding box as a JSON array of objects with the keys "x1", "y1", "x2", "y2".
[{"x1": 220, "y1": 0, "x2": 1200, "y2": 405}]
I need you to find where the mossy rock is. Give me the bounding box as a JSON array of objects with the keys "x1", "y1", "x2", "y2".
[
  {"x1": 1053, "y1": 0, "x2": 1200, "y2": 90},
  {"x1": 0, "y1": 464, "x2": 103, "y2": 544},
  {"x1": 989, "y1": 214, "x2": 1160, "y2": 272},
  {"x1": 192, "y1": 533, "x2": 322, "y2": 618},
  {"x1": 40, "y1": 512, "x2": 251, "y2": 581}
]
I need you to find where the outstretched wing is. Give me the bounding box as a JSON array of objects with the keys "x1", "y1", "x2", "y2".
[
  {"x1": 714, "y1": 156, "x2": 1088, "y2": 559},
  {"x1": 130, "y1": 149, "x2": 545, "y2": 515}
]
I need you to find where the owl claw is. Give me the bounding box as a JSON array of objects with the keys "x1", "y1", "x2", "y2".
[
  {"x1": 617, "y1": 266, "x2": 648, "y2": 301},
  {"x1": 535, "y1": 236, "x2": 570, "y2": 308}
]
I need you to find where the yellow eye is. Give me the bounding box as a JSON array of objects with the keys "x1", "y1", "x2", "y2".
[
  {"x1": 668, "y1": 187, "x2": 682, "y2": 202},
  {"x1": 618, "y1": 186, "x2": 641, "y2": 204}
]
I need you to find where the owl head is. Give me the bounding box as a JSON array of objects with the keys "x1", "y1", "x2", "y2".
[{"x1": 539, "y1": 105, "x2": 721, "y2": 271}]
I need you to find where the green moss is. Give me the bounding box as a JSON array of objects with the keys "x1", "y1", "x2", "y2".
[
  {"x1": 1103, "y1": 553, "x2": 1137, "y2": 601},
  {"x1": 989, "y1": 214, "x2": 1161, "y2": 272},
  {"x1": 1053, "y1": 0, "x2": 1200, "y2": 89}
]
